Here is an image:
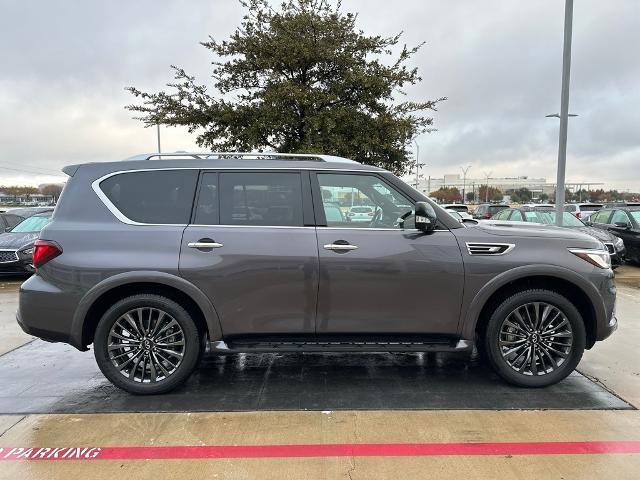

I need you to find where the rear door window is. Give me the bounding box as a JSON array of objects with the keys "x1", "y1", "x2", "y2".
[
  {"x1": 219, "y1": 172, "x2": 303, "y2": 226},
  {"x1": 100, "y1": 170, "x2": 198, "y2": 224}
]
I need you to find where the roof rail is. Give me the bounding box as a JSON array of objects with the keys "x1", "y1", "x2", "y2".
[{"x1": 124, "y1": 152, "x2": 358, "y2": 164}]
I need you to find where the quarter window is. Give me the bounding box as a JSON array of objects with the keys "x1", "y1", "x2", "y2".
[
  {"x1": 219, "y1": 172, "x2": 303, "y2": 226},
  {"x1": 100, "y1": 170, "x2": 198, "y2": 224}
]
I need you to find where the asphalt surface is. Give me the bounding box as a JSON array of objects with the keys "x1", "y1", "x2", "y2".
[{"x1": 0, "y1": 339, "x2": 631, "y2": 414}]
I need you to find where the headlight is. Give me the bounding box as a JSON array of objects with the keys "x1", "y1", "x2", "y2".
[
  {"x1": 613, "y1": 237, "x2": 624, "y2": 249},
  {"x1": 20, "y1": 247, "x2": 34, "y2": 256},
  {"x1": 569, "y1": 248, "x2": 611, "y2": 269}
]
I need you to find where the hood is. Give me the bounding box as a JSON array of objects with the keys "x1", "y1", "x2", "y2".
[
  {"x1": 571, "y1": 225, "x2": 616, "y2": 243},
  {"x1": 0, "y1": 232, "x2": 39, "y2": 250},
  {"x1": 476, "y1": 221, "x2": 599, "y2": 244}
]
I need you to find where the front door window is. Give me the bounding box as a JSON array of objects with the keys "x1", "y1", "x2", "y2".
[{"x1": 316, "y1": 173, "x2": 414, "y2": 229}]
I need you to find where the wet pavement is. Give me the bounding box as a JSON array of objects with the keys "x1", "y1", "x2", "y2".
[{"x1": 0, "y1": 339, "x2": 630, "y2": 414}]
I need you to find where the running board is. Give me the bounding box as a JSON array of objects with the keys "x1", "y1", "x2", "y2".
[{"x1": 209, "y1": 337, "x2": 472, "y2": 354}]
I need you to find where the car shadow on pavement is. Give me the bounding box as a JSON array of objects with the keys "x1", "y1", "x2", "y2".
[{"x1": 0, "y1": 340, "x2": 632, "y2": 414}]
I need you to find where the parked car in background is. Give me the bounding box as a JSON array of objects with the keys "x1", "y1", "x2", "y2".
[
  {"x1": 5, "y1": 207, "x2": 54, "y2": 218},
  {"x1": 473, "y1": 203, "x2": 509, "y2": 220},
  {"x1": 1, "y1": 212, "x2": 25, "y2": 231},
  {"x1": 521, "y1": 204, "x2": 554, "y2": 209},
  {"x1": 323, "y1": 202, "x2": 348, "y2": 223},
  {"x1": 602, "y1": 202, "x2": 640, "y2": 208},
  {"x1": 347, "y1": 205, "x2": 375, "y2": 222},
  {"x1": 587, "y1": 207, "x2": 640, "y2": 264},
  {"x1": 0, "y1": 211, "x2": 53, "y2": 274},
  {"x1": 441, "y1": 204, "x2": 470, "y2": 214},
  {"x1": 445, "y1": 208, "x2": 473, "y2": 222},
  {"x1": 490, "y1": 207, "x2": 626, "y2": 267},
  {"x1": 564, "y1": 203, "x2": 603, "y2": 221}
]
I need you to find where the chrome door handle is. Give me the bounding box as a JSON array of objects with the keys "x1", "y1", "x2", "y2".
[
  {"x1": 188, "y1": 242, "x2": 224, "y2": 249},
  {"x1": 323, "y1": 243, "x2": 358, "y2": 251}
]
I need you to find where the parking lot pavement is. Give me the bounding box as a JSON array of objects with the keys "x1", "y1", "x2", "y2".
[
  {"x1": 614, "y1": 264, "x2": 640, "y2": 288},
  {"x1": 0, "y1": 278, "x2": 31, "y2": 356},
  {"x1": 0, "y1": 280, "x2": 638, "y2": 479}
]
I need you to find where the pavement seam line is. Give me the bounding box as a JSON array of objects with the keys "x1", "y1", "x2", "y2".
[
  {"x1": 577, "y1": 369, "x2": 638, "y2": 410},
  {"x1": 0, "y1": 339, "x2": 35, "y2": 359},
  {"x1": 0, "y1": 415, "x2": 26, "y2": 438}
]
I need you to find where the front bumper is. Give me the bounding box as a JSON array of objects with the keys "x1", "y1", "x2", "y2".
[{"x1": 0, "y1": 250, "x2": 34, "y2": 274}]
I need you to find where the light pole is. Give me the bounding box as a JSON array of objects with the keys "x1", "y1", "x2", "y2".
[
  {"x1": 460, "y1": 165, "x2": 471, "y2": 204},
  {"x1": 413, "y1": 140, "x2": 425, "y2": 188},
  {"x1": 549, "y1": 0, "x2": 576, "y2": 226},
  {"x1": 156, "y1": 124, "x2": 162, "y2": 154},
  {"x1": 483, "y1": 170, "x2": 493, "y2": 203}
]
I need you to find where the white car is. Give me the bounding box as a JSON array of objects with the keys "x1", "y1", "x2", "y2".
[
  {"x1": 347, "y1": 205, "x2": 375, "y2": 222},
  {"x1": 564, "y1": 203, "x2": 603, "y2": 221},
  {"x1": 445, "y1": 208, "x2": 474, "y2": 222}
]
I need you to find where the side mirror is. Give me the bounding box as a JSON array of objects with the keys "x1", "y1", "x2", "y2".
[
  {"x1": 614, "y1": 221, "x2": 631, "y2": 229},
  {"x1": 415, "y1": 201, "x2": 437, "y2": 232}
]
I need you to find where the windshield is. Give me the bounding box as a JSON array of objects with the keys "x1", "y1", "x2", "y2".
[
  {"x1": 351, "y1": 207, "x2": 372, "y2": 213},
  {"x1": 10, "y1": 215, "x2": 51, "y2": 233},
  {"x1": 630, "y1": 211, "x2": 640, "y2": 224},
  {"x1": 525, "y1": 211, "x2": 584, "y2": 226}
]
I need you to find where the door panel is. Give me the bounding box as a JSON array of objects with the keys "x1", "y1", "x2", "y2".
[
  {"x1": 316, "y1": 228, "x2": 464, "y2": 334},
  {"x1": 179, "y1": 170, "x2": 319, "y2": 337},
  {"x1": 180, "y1": 226, "x2": 318, "y2": 336}
]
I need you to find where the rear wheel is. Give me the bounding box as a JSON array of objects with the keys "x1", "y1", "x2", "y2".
[
  {"x1": 94, "y1": 294, "x2": 202, "y2": 395},
  {"x1": 484, "y1": 289, "x2": 586, "y2": 387}
]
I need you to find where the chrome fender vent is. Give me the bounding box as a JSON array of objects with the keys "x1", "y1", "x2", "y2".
[{"x1": 466, "y1": 242, "x2": 515, "y2": 256}]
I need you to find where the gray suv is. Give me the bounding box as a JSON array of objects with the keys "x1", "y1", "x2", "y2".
[{"x1": 17, "y1": 153, "x2": 617, "y2": 394}]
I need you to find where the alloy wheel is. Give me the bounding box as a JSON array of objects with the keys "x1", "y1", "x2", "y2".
[
  {"x1": 107, "y1": 307, "x2": 185, "y2": 383},
  {"x1": 499, "y1": 302, "x2": 573, "y2": 376}
]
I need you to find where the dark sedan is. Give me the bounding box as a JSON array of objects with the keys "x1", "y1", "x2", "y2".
[
  {"x1": 490, "y1": 207, "x2": 626, "y2": 267},
  {"x1": 0, "y1": 212, "x2": 52, "y2": 274},
  {"x1": 587, "y1": 207, "x2": 640, "y2": 264}
]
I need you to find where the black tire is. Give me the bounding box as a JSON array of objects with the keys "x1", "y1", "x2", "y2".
[
  {"x1": 484, "y1": 289, "x2": 586, "y2": 388},
  {"x1": 94, "y1": 294, "x2": 202, "y2": 395}
]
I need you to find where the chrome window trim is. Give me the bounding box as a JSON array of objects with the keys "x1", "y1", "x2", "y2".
[
  {"x1": 92, "y1": 167, "x2": 375, "y2": 227},
  {"x1": 190, "y1": 224, "x2": 315, "y2": 230},
  {"x1": 317, "y1": 227, "x2": 451, "y2": 232}
]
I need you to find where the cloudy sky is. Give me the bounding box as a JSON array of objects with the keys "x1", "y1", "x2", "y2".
[{"x1": 1, "y1": 0, "x2": 639, "y2": 190}]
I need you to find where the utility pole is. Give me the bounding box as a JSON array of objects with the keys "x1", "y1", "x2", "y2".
[
  {"x1": 460, "y1": 165, "x2": 471, "y2": 204},
  {"x1": 156, "y1": 124, "x2": 162, "y2": 154},
  {"x1": 414, "y1": 140, "x2": 420, "y2": 188},
  {"x1": 550, "y1": 0, "x2": 575, "y2": 226},
  {"x1": 483, "y1": 170, "x2": 493, "y2": 203}
]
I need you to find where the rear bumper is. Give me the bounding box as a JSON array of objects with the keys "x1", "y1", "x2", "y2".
[{"x1": 17, "y1": 274, "x2": 84, "y2": 350}]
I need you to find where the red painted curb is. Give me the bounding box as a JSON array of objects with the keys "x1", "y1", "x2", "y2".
[{"x1": 1, "y1": 441, "x2": 640, "y2": 461}]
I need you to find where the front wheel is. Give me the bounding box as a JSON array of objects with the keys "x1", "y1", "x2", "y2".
[
  {"x1": 484, "y1": 289, "x2": 586, "y2": 387},
  {"x1": 94, "y1": 294, "x2": 202, "y2": 395}
]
